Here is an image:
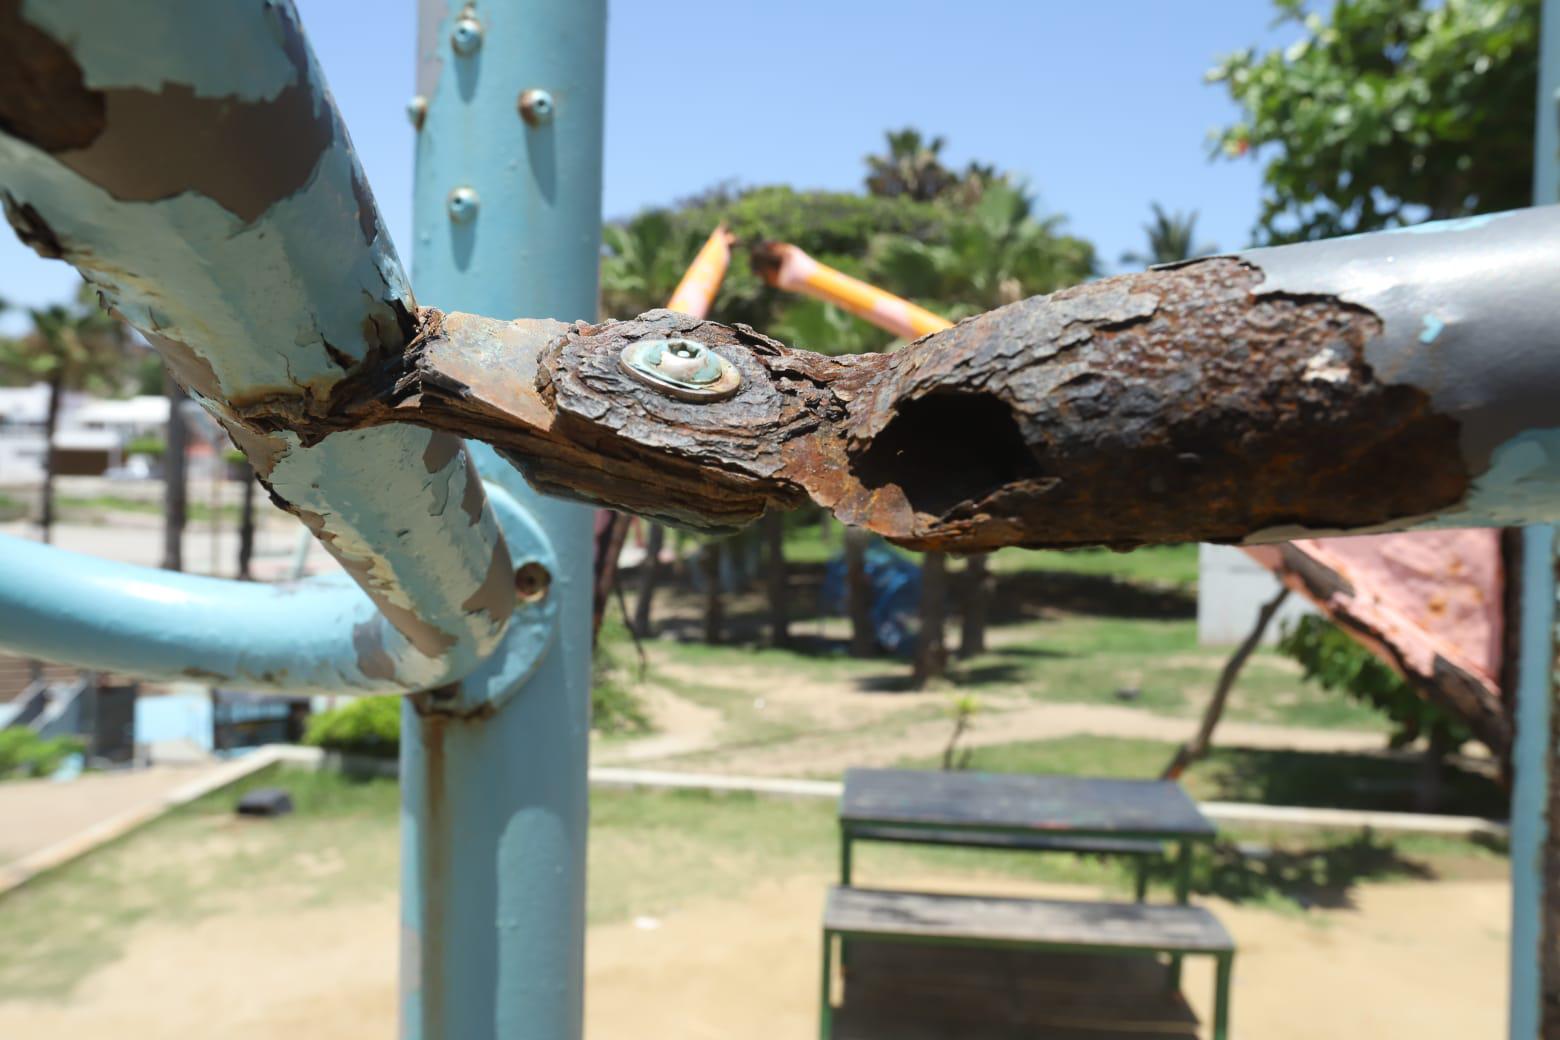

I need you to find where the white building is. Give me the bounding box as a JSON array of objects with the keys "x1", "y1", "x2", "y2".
[
  {"x1": 0, "y1": 385, "x2": 179, "y2": 483},
  {"x1": 1196, "y1": 544, "x2": 1316, "y2": 646}
]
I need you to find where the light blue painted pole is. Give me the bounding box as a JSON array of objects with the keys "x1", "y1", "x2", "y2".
[
  {"x1": 1510, "y1": 4, "x2": 1559, "y2": 1037},
  {"x1": 401, "y1": 2, "x2": 605, "y2": 1037}
]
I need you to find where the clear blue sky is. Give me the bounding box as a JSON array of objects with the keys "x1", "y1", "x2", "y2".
[{"x1": 0, "y1": 1, "x2": 1298, "y2": 329}]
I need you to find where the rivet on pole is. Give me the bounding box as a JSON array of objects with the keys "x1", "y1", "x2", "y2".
[
  {"x1": 406, "y1": 96, "x2": 428, "y2": 131},
  {"x1": 447, "y1": 187, "x2": 480, "y2": 223},
  {"x1": 451, "y1": 7, "x2": 483, "y2": 56},
  {"x1": 519, "y1": 89, "x2": 555, "y2": 127}
]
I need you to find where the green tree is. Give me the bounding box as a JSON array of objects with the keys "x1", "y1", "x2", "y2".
[
  {"x1": 1120, "y1": 203, "x2": 1218, "y2": 267},
  {"x1": 869, "y1": 180, "x2": 1097, "y2": 316},
  {"x1": 1211, "y1": 0, "x2": 1538, "y2": 243},
  {"x1": 1279, "y1": 615, "x2": 1469, "y2": 810},
  {"x1": 865, "y1": 128, "x2": 958, "y2": 202},
  {"x1": 600, "y1": 209, "x2": 708, "y2": 319},
  {"x1": 0, "y1": 282, "x2": 130, "y2": 542}
]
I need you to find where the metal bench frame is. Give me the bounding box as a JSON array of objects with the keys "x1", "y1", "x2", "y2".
[{"x1": 821, "y1": 887, "x2": 1234, "y2": 1040}]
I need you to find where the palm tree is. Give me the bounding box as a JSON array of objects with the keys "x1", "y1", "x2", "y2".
[
  {"x1": 870, "y1": 182, "x2": 1097, "y2": 669},
  {"x1": 870, "y1": 180, "x2": 1098, "y2": 313},
  {"x1": 1120, "y1": 203, "x2": 1217, "y2": 268},
  {"x1": 865, "y1": 128, "x2": 958, "y2": 202},
  {"x1": 601, "y1": 209, "x2": 708, "y2": 317},
  {"x1": 0, "y1": 282, "x2": 130, "y2": 543}
]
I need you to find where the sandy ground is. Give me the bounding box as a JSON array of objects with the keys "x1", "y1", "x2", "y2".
[
  {"x1": 0, "y1": 764, "x2": 226, "y2": 866},
  {"x1": 0, "y1": 871, "x2": 1506, "y2": 1039}
]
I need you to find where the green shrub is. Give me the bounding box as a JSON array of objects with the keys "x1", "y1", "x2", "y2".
[
  {"x1": 592, "y1": 629, "x2": 653, "y2": 737},
  {"x1": 125, "y1": 434, "x2": 165, "y2": 458},
  {"x1": 1277, "y1": 615, "x2": 1468, "y2": 749},
  {"x1": 303, "y1": 695, "x2": 400, "y2": 759},
  {"x1": 301, "y1": 649, "x2": 653, "y2": 754},
  {"x1": 0, "y1": 729, "x2": 85, "y2": 780}
]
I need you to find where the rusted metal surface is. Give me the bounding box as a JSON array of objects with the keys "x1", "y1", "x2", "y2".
[
  {"x1": 1247, "y1": 539, "x2": 1512, "y2": 758},
  {"x1": 0, "y1": 0, "x2": 513, "y2": 689},
  {"x1": 310, "y1": 204, "x2": 1560, "y2": 550}
]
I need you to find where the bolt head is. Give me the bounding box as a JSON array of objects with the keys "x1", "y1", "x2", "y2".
[
  {"x1": 514, "y1": 561, "x2": 552, "y2": 604},
  {"x1": 406, "y1": 95, "x2": 428, "y2": 130},
  {"x1": 619, "y1": 338, "x2": 742, "y2": 402},
  {"x1": 447, "y1": 187, "x2": 480, "y2": 223},
  {"x1": 451, "y1": 15, "x2": 483, "y2": 55},
  {"x1": 519, "y1": 89, "x2": 555, "y2": 127}
]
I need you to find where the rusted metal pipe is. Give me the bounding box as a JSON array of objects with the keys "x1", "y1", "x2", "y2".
[{"x1": 307, "y1": 205, "x2": 1560, "y2": 550}]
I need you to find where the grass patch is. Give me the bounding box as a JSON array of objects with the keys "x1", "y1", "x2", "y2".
[
  {"x1": 57, "y1": 494, "x2": 240, "y2": 522},
  {"x1": 961, "y1": 616, "x2": 1388, "y2": 732},
  {"x1": 0, "y1": 766, "x2": 1507, "y2": 1000},
  {"x1": 781, "y1": 523, "x2": 1198, "y2": 591},
  {"x1": 986, "y1": 544, "x2": 1200, "y2": 588},
  {"x1": 0, "y1": 766, "x2": 399, "y2": 1000}
]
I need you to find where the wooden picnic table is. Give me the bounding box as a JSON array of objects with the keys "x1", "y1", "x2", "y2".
[
  {"x1": 829, "y1": 767, "x2": 1230, "y2": 1039},
  {"x1": 838, "y1": 767, "x2": 1218, "y2": 904}
]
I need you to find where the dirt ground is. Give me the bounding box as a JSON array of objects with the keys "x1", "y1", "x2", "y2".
[
  {"x1": 594, "y1": 649, "x2": 1393, "y2": 779},
  {"x1": 0, "y1": 870, "x2": 1506, "y2": 1039}
]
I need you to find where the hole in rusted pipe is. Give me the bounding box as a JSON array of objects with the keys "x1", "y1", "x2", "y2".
[
  {"x1": 852, "y1": 391, "x2": 1043, "y2": 517},
  {"x1": 514, "y1": 561, "x2": 551, "y2": 604}
]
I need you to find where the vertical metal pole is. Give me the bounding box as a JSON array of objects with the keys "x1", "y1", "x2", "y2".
[
  {"x1": 404, "y1": 2, "x2": 605, "y2": 1038},
  {"x1": 1511, "y1": 523, "x2": 1556, "y2": 1040},
  {"x1": 1510, "y1": 5, "x2": 1559, "y2": 1036}
]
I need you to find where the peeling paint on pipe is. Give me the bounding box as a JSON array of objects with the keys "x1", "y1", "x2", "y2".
[{"x1": 0, "y1": 0, "x2": 512, "y2": 682}]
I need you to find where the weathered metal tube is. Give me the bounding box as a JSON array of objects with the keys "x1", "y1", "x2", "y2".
[
  {"x1": 335, "y1": 205, "x2": 1559, "y2": 550},
  {"x1": 0, "y1": 532, "x2": 459, "y2": 694},
  {"x1": 665, "y1": 225, "x2": 736, "y2": 318},
  {"x1": 0, "y1": 0, "x2": 513, "y2": 685},
  {"x1": 752, "y1": 241, "x2": 953, "y2": 339}
]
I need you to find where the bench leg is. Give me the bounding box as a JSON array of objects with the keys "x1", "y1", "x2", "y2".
[
  {"x1": 1169, "y1": 840, "x2": 1193, "y2": 989},
  {"x1": 838, "y1": 832, "x2": 853, "y2": 975},
  {"x1": 1134, "y1": 859, "x2": 1149, "y2": 903},
  {"x1": 1212, "y1": 952, "x2": 1233, "y2": 1040},
  {"x1": 820, "y1": 931, "x2": 835, "y2": 1039}
]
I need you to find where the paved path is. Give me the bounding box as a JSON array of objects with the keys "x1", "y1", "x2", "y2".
[{"x1": 0, "y1": 764, "x2": 225, "y2": 866}]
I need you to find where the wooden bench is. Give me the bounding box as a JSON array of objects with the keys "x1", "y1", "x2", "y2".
[
  {"x1": 845, "y1": 824, "x2": 1166, "y2": 901},
  {"x1": 821, "y1": 886, "x2": 1234, "y2": 1040}
]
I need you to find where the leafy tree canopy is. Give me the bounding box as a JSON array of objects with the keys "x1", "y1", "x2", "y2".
[
  {"x1": 602, "y1": 129, "x2": 1098, "y2": 355},
  {"x1": 1278, "y1": 615, "x2": 1470, "y2": 750},
  {"x1": 1211, "y1": 0, "x2": 1538, "y2": 243},
  {"x1": 0, "y1": 281, "x2": 130, "y2": 392}
]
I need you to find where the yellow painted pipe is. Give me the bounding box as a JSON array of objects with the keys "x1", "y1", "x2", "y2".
[
  {"x1": 752, "y1": 241, "x2": 951, "y2": 339},
  {"x1": 665, "y1": 224, "x2": 736, "y2": 318}
]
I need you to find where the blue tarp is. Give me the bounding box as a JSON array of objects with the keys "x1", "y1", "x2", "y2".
[{"x1": 819, "y1": 544, "x2": 923, "y2": 655}]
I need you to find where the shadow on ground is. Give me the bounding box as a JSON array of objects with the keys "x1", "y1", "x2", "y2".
[{"x1": 1145, "y1": 831, "x2": 1437, "y2": 911}]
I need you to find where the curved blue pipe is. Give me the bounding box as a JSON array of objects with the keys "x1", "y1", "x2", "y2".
[
  {"x1": 0, "y1": 482, "x2": 551, "y2": 696},
  {"x1": 0, "y1": 532, "x2": 425, "y2": 694}
]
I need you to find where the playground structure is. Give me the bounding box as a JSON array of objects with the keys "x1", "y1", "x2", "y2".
[{"x1": 0, "y1": 2, "x2": 1556, "y2": 1037}]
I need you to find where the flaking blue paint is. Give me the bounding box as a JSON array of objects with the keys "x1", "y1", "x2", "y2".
[
  {"x1": 1456, "y1": 429, "x2": 1560, "y2": 529},
  {"x1": 0, "y1": 4, "x2": 516, "y2": 687},
  {"x1": 0, "y1": 533, "x2": 425, "y2": 693}
]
